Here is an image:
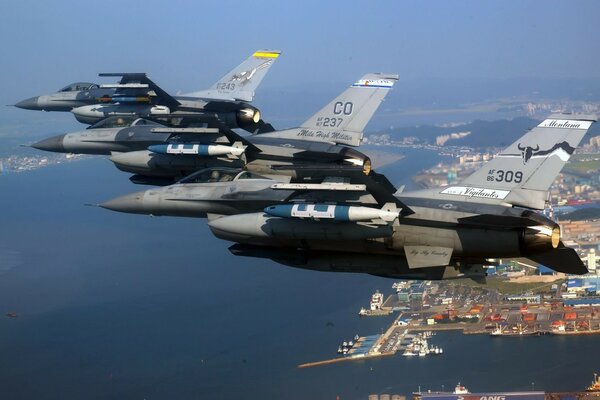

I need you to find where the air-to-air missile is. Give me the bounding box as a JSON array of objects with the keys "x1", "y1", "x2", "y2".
[{"x1": 15, "y1": 50, "x2": 280, "y2": 132}]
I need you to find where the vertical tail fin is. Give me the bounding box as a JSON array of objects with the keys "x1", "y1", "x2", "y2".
[
  {"x1": 299, "y1": 73, "x2": 398, "y2": 145},
  {"x1": 187, "y1": 50, "x2": 281, "y2": 102},
  {"x1": 455, "y1": 114, "x2": 597, "y2": 209}
]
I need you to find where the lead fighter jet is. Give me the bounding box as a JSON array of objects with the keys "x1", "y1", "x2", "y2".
[
  {"x1": 100, "y1": 114, "x2": 597, "y2": 280},
  {"x1": 15, "y1": 50, "x2": 280, "y2": 132}
]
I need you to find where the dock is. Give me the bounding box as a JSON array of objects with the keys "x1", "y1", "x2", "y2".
[{"x1": 300, "y1": 279, "x2": 600, "y2": 368}]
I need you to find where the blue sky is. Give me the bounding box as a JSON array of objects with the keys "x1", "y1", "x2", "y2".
[{"x1": 2, "y1": 0, "x2": 599, "y2": 105}]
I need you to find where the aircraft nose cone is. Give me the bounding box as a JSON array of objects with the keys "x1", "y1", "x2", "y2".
[
  {"x1": 99, "y1": 192, "x2": 145, "y2": 214},
  {"x1": 31, "y1": 135, "x2": 65, "y2": 153},
  {"x1": 15, "y1": 96, "x2": 40, "y2": 110}
]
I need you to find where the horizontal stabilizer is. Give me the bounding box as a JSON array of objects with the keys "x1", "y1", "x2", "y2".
[
  {"x1": 250, "y1": 119, "x2": 277, "y2": 134},
  {"x1": 526, "y1": 245, "x2": 588, "y2": 275}
]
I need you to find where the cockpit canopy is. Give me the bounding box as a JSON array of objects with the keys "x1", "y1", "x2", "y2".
[
  {"x1": 87, "y1": 116, "x2": 162, "y2": 130},
  {"x1": 59, "y1": 82, "x2": 99, "y2": 92},
  {"x1": 178, "y1": 167, "x2": 266, "y2": 184}
]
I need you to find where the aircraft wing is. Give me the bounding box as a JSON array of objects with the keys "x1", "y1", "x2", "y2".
[
  {"x1": 269, "y1": 168, "x2": 413, "y2": 215},
  {"x1": 99, "y1": 73, "x2": 180, "y2": 108},
  {"x1": 149, "y1": 124, "x2": 261, "y2": 153}
]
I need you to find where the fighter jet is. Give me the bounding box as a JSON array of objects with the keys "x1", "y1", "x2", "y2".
[
  {"x1": 99, "y1": 167, "x2": 383, "y2": 218},
  {"x1": 107, "y1": 73, "x2": 398, "y2": 181},
  {"x1": 194, "y1": 114, "x2": 595, "y2": 280},
  {"x1": 15, "y1": 50, "x2": 280, "y2": 131}
]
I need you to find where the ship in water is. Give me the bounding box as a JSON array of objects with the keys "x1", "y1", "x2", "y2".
[
  {"x1": 587, "y1": 373, "x2": 600, "y2": 392},
  {"x1": 413, "y1": 382, "x2": 545, "y2": 400},
  {"x1": 359, "y1": 290, "x2": 392, "y2": 316},
  {"x1": 412, "y1": 375, "x2": 600, "y2": 400},
  {"x1": 402, "y1": 332, "x2": 443, "y2": 357},
  {"x1": 490, "y1": 323, "x2": 540, "y2": 337},
  {"x1": 370, "y1": 290, "x2": 383, "y2": 310}
]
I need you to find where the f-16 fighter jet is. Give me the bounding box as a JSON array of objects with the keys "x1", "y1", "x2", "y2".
[
  {"x1": 15, "y1": 50, "x2": 280, "y2": 131},
  {"x1": 107, "y1": 73, "x2": 398, "y2": 181},
  {"x1": 199, "y1": 114, "x2": 595, "y2": 280}
]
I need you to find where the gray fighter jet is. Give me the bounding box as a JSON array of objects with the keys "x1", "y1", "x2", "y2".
[
  {"x1": 107, "y1": 73, "x2": 398, "y2": 181},
  {"x1": 99, "y1": 167, "x2": 380, "y2": 217},
  {"x1": 100, "y1": 114, "x2": 597, "y2": 280},
  {"x1": 15, "y1": 50, "x2": 280, "y2": 131},
  {"x1": 208, "y1": 114, "x2": 596, "y2": 279}
]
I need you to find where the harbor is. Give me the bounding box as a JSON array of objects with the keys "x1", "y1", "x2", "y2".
[{"x1": 299, "y1": 276, "x2": 600, "y2": 368}]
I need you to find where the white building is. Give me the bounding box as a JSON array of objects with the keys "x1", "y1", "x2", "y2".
[{"x1": 587, "y1": 249, "x2": 597, "y2": 274}]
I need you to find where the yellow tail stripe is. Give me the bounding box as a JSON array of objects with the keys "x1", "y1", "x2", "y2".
[{"x1": 253, "y1": 51, "x2": 280, "y2": 59}]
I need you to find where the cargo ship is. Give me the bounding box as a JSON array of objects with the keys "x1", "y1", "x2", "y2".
[
  {"x1": 490, "y1": 323, "x2": 540, "y2": 337},
  {"x1": 413, "y1": 385, "x2": 546, "y2": 400},
  {"x1": 413, "y1": 375, "x2": 600, "y2": 400}
]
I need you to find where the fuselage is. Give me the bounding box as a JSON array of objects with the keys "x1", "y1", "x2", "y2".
[
  {"x1": 100, "y1": 170, "x2": 292, "y2": 217},
  {"x1": 15, "y1": 85, "x2": 115, "y2": 112},
  {"x1": 208, "y1": 194, "x2": 557, "y2": 260},
  {"x1": 107, "y1": 135, "x2": 370, "y2": 179},
  {"x1": 70, "y1": 97, "x2": 259, "y2": 127}
]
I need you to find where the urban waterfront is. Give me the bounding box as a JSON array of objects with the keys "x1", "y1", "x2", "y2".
[{"x1": 1, "y1": 150, "x2": 598, "y2": 399}]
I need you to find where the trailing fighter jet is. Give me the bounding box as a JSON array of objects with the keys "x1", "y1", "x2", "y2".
[
  {"x1": 99, "y1": 114, "x2": 597, "y2": 280},
  {"x1": 15, "y1": 50, "x2": 280, "y2": 131},
  {"x1": 199, "y1": 114, "x2": 595, "y2": 280},
  {"x1": 107, "y1": 73, "x2": 398, "y2": 181}
]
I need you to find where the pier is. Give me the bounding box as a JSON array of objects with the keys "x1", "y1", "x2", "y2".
[{"x1": 299, "y1": 279, "x2": 600, "y2": 368}]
